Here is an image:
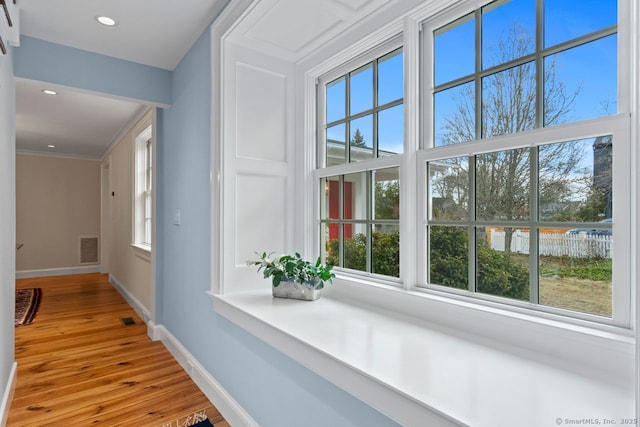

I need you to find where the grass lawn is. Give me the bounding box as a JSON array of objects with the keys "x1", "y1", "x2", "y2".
[{"x1": 536, "y1": 255, "x2": 611, "y2": 317}]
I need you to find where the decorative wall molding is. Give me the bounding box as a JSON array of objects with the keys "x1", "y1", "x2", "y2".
[
  {"x1": 150, "y1": 324, "x2": 259, "y2": 427},
  {"x1": 0, "y1": 362, "x2": 16, "y2": 426},
  {"x1": 16, "y1": 265, "x2": 101, "y2": 279},
  {"x1": 108, "y1": 274, "x2": 150, "y2": 323}
]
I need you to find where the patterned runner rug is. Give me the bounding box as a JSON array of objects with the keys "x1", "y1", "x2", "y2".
[{"x1": 15, "y1": 288, "x2": 42, "y2": 326}]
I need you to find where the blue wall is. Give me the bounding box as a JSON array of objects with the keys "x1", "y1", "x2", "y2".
[
  {"x1": 14, "y1": 36, "x2": 171, "y2": 107},
  {"x1": 157, "y1": 28, "x2": 398, "y2": 427}
]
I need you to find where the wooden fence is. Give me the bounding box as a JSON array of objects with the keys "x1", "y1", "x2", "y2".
[{"x1": 489, "y1": 230, "x2": 612, "y2": 259}]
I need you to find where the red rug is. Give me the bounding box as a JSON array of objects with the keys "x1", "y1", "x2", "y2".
[{"x1": 15, "y1": 288, "x2": 42, "y2": 326}]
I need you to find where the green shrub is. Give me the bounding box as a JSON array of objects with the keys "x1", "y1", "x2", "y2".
[
  {"x1": 429, "y1": 226, "x2": 529, "y2": 300},
  {"x1": 326, "y1": 228, "x2": 400, "y2": 277}
]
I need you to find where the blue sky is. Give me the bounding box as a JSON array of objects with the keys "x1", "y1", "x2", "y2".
[
  {"x1": 325, "y1": 0, "x2": 617, "y2": 159},
  {"x1": 434, "y1": 0, "x2": 618, "y2": 146}
]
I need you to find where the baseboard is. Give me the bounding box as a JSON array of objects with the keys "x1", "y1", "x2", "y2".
[
  {"x1": 16, "y1": 265, "x2": 101, "y2": 279},
  {"x1": 108, "y1": 275, "x2": 151, "y2": 323},
  {"x1": 153, "y1": 324, "x2": 257, "y2": 427},
  {"x1": 0, "y1": 362, "x2": 17, "y2": 427}
]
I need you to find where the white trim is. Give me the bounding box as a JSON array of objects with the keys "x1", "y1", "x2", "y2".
[
  {"x1": 131, "y1": 243, "x2": 151, "y2": 263},
  {"x1": 210, "y1": 0, "x2": 257, "y2": 296},
  {"x1": 211, "y1": 290, "x2": 635, "y2": 427},
  {"x1": 108, "y1": 274, "x2": 150, "y2": 323},
  {"x1": 16, "y1": 265, "x2": 101, "y2": 279},
  {"x1": 0, "y1": 362, "x2": 17, "y2": 427},
  {"x1": 133, "y1": 121, "x2": 153, "y2": 248},
  {"x1": 211, "y1": 292, "x2": 463, "y2": 426},
  {"x1": 152, "y1": 324, "x2": 259, "y2": 427}
]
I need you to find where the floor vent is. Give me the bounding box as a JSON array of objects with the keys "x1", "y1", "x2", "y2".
[
  {"x1": 80, "y1": 237, "x2": 99, "y2": 264},
  {"x1": 120, "y1": 317, "x2": 136, "y2": 326}
]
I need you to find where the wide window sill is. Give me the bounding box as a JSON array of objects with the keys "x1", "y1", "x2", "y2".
[{"x1": 210, "y1": 287, "x2": 635, "y2": 426}]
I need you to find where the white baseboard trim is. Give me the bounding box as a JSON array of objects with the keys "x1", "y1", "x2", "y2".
[
  {"x1": 151, "y1": 324, "x2": 257, "y2": 427},
  {"x1": 108, "y1": 275, "x2": 151, "y2": 323},
  {"x1": 16, "y1": 265, "x2": 102, "y2": 279},
  {"x1": 0, "y1": 362, "x2": 17, "y2": 427}
]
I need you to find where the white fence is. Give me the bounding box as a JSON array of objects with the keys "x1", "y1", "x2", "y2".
[{"x1": 489, "y1": 230, "x2": 612, "y2": 259}]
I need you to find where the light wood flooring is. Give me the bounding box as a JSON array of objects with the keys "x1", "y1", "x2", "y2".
[{"x1": 8, "y1": 273, "x2": 228, "y2": 427}]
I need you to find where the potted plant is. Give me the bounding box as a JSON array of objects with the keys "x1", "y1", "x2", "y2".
[{"x1": 248, "y1": 252, "x2": 335, "y2": 301}]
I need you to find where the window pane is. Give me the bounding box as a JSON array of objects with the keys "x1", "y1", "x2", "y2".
[
  {"x1": 482, "y1": 0, "x2": 536, "y2": 70},
  {"x1": 378, "y1": 104, "x2": 403, "y2": 156},
  {"x1": 539, "y1": 137, "x2": 612, "y2": 222},
  {"x1": 344, "y1": 224, "x2": 367, "y2": 272},
  {"x1": 344, "y1": 172, "x2": 367, "y2": 220},
  {"x1": 378, "y1": 49, "x2": 403, "y2": 106},
  {"x1": 429, "y1": 226, "x2": 468, "y2": 289},
  {"x1": 327, "y1": 77, "x2": 346, "y2": 123},
  {"x1": 544, "y1": 35, "x2": 617, "y2": 125},
  {"x1": 482, "y1": 61, "x2": 536, "y2": 138},
  {"x1": 476, "y1": 148, "x2": 530, "y2": 221},
  {"x1": 374, "y1": 168, "x2": 399, "y2": 220},
  {"x1": 326, "y1": 123, "x2": 346, "y2": 166},
  {"x1": 372, "y1": 225, "x2": 399, "y2": 277},
  {"x1": 350, "y1": 64, "x2": 373, "y2": 115},
  {"x1": 539, "y1": 228, "x2": 612, "y2": 317},
  {"x1": 429, "y1": 157, "x2": 469, "y2": 221},
  {"x1": 434, "y1": 13, "x2": 475, "y2": 86},
  {"x1": 477, "y1": 227, "x2": 530, "y2": 301},
  {"x1": 323, "y1": 223, "x2": 341, "y2": 267},
  {"x1": 544, "y1": 0, "x2": 617, "y2": 48},
  {"x1": 321, "y1": 176, "x2": 340, "y2": 220},
  {"x1": 350, "y1": 115, "x2": 374, "y2": 162},
  {"x1": 434, "y1": 81, "x2": 475, "y2": 147}
]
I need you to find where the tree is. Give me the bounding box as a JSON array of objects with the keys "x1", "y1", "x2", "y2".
[
  {"x1": 437, "y1": 22, "x2": 584, "y2": 252},
  {"x1": 350, "y1": 128, "x2": 367, "y2": 147}
]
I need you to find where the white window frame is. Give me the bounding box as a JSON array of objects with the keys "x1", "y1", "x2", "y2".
[
  {"x1": 134, "y1": 124, "x2": 153, "y2": 252},
  {"x1": 419, "y1": 0, "x2": 631, "y2": 328},
  {"x1": 306, "y1": 0, "x2": 633, "y2": 331},
  {"x1": 316, "y1": 36, "x2": 404, "y2": 283}
]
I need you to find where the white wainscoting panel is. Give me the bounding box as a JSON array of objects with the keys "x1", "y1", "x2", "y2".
[
  {"x1": 220, "y1": 43, "x2": 295, "y2": 294},
  {"x1": 236, "y1": 63, "x2": 287, "y2": 162}
]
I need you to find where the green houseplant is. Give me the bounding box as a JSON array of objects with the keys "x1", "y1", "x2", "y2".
[{"x1": 248, "y1": 252, "x2": 335, "y2": 301}]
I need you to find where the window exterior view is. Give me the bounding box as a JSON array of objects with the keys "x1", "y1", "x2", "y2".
[{"x1": 318, "y1": 0, "x2": 624, "y2": 323}]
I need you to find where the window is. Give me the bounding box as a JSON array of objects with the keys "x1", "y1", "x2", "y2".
[
  {"x1": 311, "y1": 0, "x2": 629, "y2": 326},
  {"x1": 318, "y1": 44, "x2": 403, "y2": 279},
  {"x1": 422, "y1": 0, "x2": 627, "y2": 323},
  {"x1": 134, "y1": 124, "x2": 153, "y2": 249}
]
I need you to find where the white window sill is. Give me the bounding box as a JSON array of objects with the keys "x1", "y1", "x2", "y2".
[
  {"x1": 210, "y1": 288, "x2": 635, "y2": 426},
  {"x1": 131, "y1": 243, "x2": 151, "y2": 262}
]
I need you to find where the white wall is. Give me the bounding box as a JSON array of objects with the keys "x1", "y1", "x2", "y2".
[
  {"x1": 16, "y1": 154, "x2": 101, "y2": 272},
  {"x1": 102, "y1": 110, "x2": 153, "y2": 314}
]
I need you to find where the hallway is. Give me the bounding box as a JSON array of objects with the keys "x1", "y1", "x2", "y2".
[{"x1": 8, "y1": 273, "x2": 226, "y2": 426}]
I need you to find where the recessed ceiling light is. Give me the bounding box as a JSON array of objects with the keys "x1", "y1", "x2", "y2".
[
  {"x1": 96, "y1": 15, "x2": 118, "y2": 26},
  {"x1": 42, "y1": 89, "x2": 57, "y2": 95},
  {"x1": 47, "y1": 145, "x2": 56, "y2": 148}
]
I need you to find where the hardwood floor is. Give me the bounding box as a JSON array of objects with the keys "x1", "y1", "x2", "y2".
[{"x1": 8, "y1": 273, "x2": 229, "y2": 427}]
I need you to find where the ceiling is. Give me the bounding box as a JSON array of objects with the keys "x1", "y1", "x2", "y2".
[
  {"x1": 14, "y1": 0, "x2": 394, "y2": 159},
  {"x1": 15, "y1": 0, "x2": 228, "y2": 159},
  {"x1": 229, "y1": 0, "x2": 392, "y2": 62}
]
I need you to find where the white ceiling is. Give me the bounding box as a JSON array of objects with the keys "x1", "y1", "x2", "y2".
[
  {"x1": 15, "y1": 0, "x2": 227, "y2": 159},
  {"x1": 15, "y1": 79, "x2": 145, "y2": 159},
  {"x1": 230, "y1": 0, "x2": 392, "y2": 62},
  {"x1": 14, "y1": 0, "x2": 393, "y2": 159}
]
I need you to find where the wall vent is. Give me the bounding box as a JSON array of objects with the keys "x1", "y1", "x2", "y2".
[{"x1": 80, "y1": 237, "x2": 99, "y2": 264}]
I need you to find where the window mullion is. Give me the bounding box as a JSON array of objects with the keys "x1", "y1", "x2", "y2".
[
  {"x1": 535, "y1": 0, "x2": 544, "y2": 128},
  {"x1": 475, "y1": 9, "x2": 483, "y2": 140},
  {"x1": 468, "y1": 155, "x2": 477, "y2": 293},
  {"x1": 529, "y1": 147, "x2": 539, "y2": 304}
]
